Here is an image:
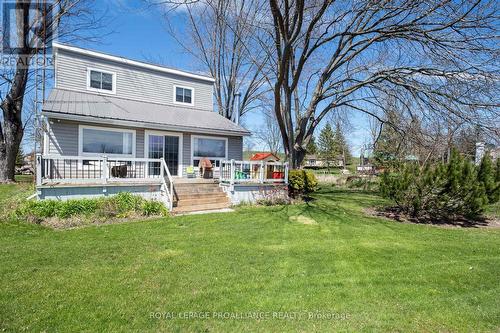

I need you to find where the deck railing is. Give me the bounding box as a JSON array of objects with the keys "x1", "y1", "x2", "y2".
[
  {"x1": 36, "y1": 154, "x2": 174, "y2": 210},
  {"x1": 219, "y1": 160, "x2": 289, "y2": 184}
]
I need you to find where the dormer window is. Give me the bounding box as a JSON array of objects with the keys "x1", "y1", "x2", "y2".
[
  {"x1": 87, "y1": 68, "x2": 116, "y2": 94},
  {"x1": 174, "y1": 85, "x2": 193, "y2": 105}
]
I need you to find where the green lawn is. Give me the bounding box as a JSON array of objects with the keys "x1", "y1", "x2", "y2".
[{"x1": 1, "y1": 183, "x2": 499, "y2": 332}]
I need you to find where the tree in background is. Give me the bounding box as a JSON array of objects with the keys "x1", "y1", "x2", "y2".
[
  {"x1": 159, "y1": 0, "x2": 268, "y2": 121},
  {"x1": 15, "y1": 146, "x2": 24, "y2": 167},
  {"x1": 477, "y1": 154, "x2": 499, "y2": 204},
  {"x1": 318, "y1": 123, "x2": 335, "y2": 169},
  {"x1": 306, "y1": 136, "x2": 317, "y2": 155},
  {"x1": 332, "y1": 121, "x2": 351, "y2": 167},
  {"x1": 496, "y1": 158, "x2": 500, "y2": 184},
  {"x1": 255, "y1": 0, "x2": 498, "y2": 168},
  {"x1": 0, "y1": 0, "x2": 105, "y2": 182},
  {"x1": 254, "y1": 105, "x2": 283, "y2": 155},
  {"x1": 373, "y1": 110, "x2": 404, "y2": 169}
]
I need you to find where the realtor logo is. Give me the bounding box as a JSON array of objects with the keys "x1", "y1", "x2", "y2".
[{"x1": 2, "y1": 0, "x2": 55, "y2": 54}]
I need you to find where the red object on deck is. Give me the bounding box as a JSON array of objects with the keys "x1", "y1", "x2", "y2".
[{"x1": 272, "y1": 171, "x2": 284, "y2": 179}]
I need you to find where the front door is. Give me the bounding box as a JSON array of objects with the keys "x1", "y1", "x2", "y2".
[
  {"x1": 148, "y1": 134, "x2": 180, "y2": 176},
  {"x1": 163, "y1": 136, "x2": 179, "y2": 176}
]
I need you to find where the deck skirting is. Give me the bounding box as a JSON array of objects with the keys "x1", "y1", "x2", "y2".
[
  {"x1": 37, "y1": 183, "x2": 163, "y2": 201},
  {"x1": 221, "y1": 183, "x2": 289, "y2": 205}
]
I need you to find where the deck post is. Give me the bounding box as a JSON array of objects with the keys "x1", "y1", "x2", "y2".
[
  {"x1": 230, "y1": 159, "x2": 235, "y2": 185},
  {"x1": 259, "y1": 161, "x2": 264, "y2": 183},
  {"x1": 35, "y1": 153, "x2": 42, "y2": 186},
  {"x1": 102, "y1": 156, "x2": 108, "y2": 184}
]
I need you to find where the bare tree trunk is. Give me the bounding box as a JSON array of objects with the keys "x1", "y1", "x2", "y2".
[
  {"x1": 0, "y1": 119, "x2": 24, "y2": 182},
  {"x1": 258, "y1": 0, "x2": 498, "y2": 170},
  {"x1": 0, "y1": 63, "x2": 28, "y2": 182},
  {"x1": 0, "y1": 1, "x2": 30, "y2": 183},
  {"x1": 0, "y1": 0, "x2": 107, "y2": 182}
]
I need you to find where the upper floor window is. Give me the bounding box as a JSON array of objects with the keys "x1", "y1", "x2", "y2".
[
  {"x1": 174, "y1": 86, "x2": 193, "y2": 105},
  {"x1": 87, "y1": 68, "x2": 115, "y2": 94}
]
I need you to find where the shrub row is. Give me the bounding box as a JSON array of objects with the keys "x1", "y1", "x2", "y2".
[
  {"x1": 380, "y1": 150, "x2": 500, "y2": 220},
  {"x1": 15, "y1": 192, "x2": 168, "y2": 223}
]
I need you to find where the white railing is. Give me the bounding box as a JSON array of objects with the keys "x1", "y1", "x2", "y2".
[
  {"x1": 219, "y1": 160, "x2": 289, "y2": 184},
  {"x1": 160, "y1": 159, "x2": 174, "y2": 211},
  {"x1": 36, "y1": 154, "x2": 175, "y2": 210},
  {"x1": 37, "y1": 154, "x2": 165, "y2": 183}
]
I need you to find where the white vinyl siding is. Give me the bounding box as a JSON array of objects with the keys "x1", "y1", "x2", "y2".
[{"x1": 56, "y1": 49, "x2": 213, "y2": 110}]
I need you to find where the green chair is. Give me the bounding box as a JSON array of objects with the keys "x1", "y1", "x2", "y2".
[{"x1": 186, "y1": 165, "x2": 196, "y2": 178}]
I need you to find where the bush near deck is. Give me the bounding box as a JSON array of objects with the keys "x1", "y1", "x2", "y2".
[{"x1": 13, "y1": 192, "x2": 167, "y2": 225}]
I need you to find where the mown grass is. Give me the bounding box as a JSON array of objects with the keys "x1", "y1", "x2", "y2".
[
  {"x1": 0, "y1": 183, "x2": 499, "y2": 332},
  {"x1": 0, "y1": 176, "x2": 34, "y2": 205}
]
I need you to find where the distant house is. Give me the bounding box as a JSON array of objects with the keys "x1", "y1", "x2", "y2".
[
  {"x1": 305, "y1": 154, "x2": 323, "y2": 167},
  {"x1": 250, "y1": 152, "x2": 280, "y2": 162},
  {"x1": 304, "y1": 154, "x2": 344, "y2": 168},
  {"x1": 475, "y1": 142, "x2": 499, "y2": 165}
]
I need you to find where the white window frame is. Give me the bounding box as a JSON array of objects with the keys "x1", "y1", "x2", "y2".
[
  {"x1": 144, "y1": 130, "x2": 183, "y2": 177},
  {"x1": 78, "y1": 125, "x2": 136, "y2": 158},
  {"x1": 86, "y1": 67, "x2": 116, "y2": 94},
  {"x1": 173, "y1": 85, "x2": 194, "y2": 106},
  {"x1": 191, "y1": 135, "x2": 228, "y2": 167}
]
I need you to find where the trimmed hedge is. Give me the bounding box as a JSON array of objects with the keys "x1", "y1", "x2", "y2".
[
  {"x1": 288, "y1": 169, "x2": 318, "y2": 197},
  {"x1": 15, "y1": 192, "x2": 168, "y2": 223}
]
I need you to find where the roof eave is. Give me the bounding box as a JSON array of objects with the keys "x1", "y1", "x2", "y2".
[{"x1": 42, "y1": 110, "x2": 251, "y2": 136}]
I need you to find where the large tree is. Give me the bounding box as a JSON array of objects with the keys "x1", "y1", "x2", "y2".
[
  {"x1": 159, "y1": 0, "x2": 268, "y2": 120},
  {"x1": 255, "y1": 0, "x2": 499, "y2": 168},
  {"x1": 0, "y1": 0, "x2": 104, "y2": 182}
]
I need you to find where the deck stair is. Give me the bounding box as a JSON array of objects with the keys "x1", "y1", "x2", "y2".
[{"x1": 172, "y1": 180, "x2": 231, "y2": 213}]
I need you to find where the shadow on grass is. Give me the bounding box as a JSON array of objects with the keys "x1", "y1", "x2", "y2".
[{"x1": 371, "y1": 206, "x2": 493, "y2": 228}]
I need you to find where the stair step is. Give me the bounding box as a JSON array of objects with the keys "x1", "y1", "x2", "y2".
[
  {"x1": 176, "y1": 196, "x2": 230, "y2": 207},
  {"x1": 174, "y1": 183, "x2": 220, "y2": 188},
  {"x1": 174, "y1": 187, "x2": 223, "y2": 194},
  {"x1": 175, "y1": 192, "x2": 227, "y2": 201},
  {"x1": 173, "y1": 201, "x2": 231, "y2": 213}
]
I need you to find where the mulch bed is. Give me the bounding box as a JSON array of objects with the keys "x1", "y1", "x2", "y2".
[{"x1": 364, "y1": 207, "x2": 500, "y2": 229}]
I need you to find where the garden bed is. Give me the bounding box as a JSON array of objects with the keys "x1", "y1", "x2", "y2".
[
  {"x1": 10, "y1": 192, "x2": 168, "y2": 229},
  {"x1": 364, "y1": 206, "x2": 500, "y2": 228}
]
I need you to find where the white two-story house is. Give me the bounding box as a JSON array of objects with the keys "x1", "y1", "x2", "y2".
[{"x1": 37, "y1": 43, "x2": 288, "y2": 213}]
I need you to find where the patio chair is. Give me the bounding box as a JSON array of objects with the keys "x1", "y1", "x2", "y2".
[{"x1": 186, "y1": 165, "x2": 196, "y2": 178}]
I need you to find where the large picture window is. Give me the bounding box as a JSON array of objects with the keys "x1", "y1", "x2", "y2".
[
  {"x1": 80, "y1": 127, "x2": 134, "y2": 156},
  {"x1": 193, "y1": 137, "x2": 226, "y2": 158}
]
